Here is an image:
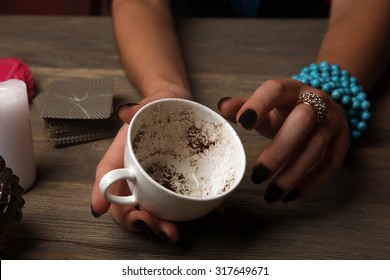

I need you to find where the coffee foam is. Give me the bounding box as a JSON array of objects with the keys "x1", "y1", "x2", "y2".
[{"x1": 131, "y1": 102, "x2": 241, "y2": 198}]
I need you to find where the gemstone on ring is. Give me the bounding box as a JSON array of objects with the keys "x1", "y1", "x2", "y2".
[{"x1": 297, "y1": 92, "x2": 327, "y2": 122}]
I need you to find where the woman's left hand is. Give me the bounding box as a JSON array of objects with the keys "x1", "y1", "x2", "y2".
[{"x1": 218, "y1": 78, "x2": 351, "y2": 203}]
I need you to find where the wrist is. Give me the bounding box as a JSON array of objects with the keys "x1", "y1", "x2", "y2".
[
  {"x1": 142, "y1": 78, "x2": 192, "y2": 100},
  {"x1": 292, "y1": 61, "x2": 371, "y2": 139}
]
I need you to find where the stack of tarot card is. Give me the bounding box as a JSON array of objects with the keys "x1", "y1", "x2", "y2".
[{"x1": 41, "y1": 78, "x2": 121, "y2": 147}]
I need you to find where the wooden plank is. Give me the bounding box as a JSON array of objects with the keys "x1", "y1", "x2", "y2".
[{"x1": 0, "y1": 16, "x2": 389, "y2": 260}]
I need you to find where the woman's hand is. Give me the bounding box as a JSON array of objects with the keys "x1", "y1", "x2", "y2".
[
  {"x1": 91, "y1": 91, "x2": 189, "y2": 244},
  {"x1": 218, "y1": 78, "x2": 351, "y2": 203}
]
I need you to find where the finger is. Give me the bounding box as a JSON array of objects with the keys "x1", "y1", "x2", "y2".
[
  {"x1": 109, "y1": 204, "x2": 154, "y2": 231},
  {"x1": 108, "y1": 196, "x2": 180, "y2": 244},
  {"x1": 265, "y1": 122, "x2": 334, "y2": 203},
  {"x1": 117, "y1": 91, "x2": 179, "y2": 123},
  {"x1": 117, "y1": 103, "x2": 140, "y2": 123},
  {"x1": 109, "y1": 205, "x2": 175, "y2": 242},
  {"x1": 236, "y1": 79, "x2": 301, "y2": 130},
  {"x1": 153, "y1": 219, "x2": 180, "y2": 244},
  {"x1": 91, "y1": 124, "x2": 129, "y2": 216},
  {"x1": 217, "y1": 97, "x2": 246, "y2": 123},
  {"x1": 217, "y1": 95, "x2": 289, "y2": 139},
  {"x1": 130, "y1": 206, "x2": 180, "y2": 244},
  {"x1": 251, "y1": 100, "x2": 318, "y2": 186},
  {"x1": 296, "y1": 129, "x2": 350, "y2": 198},
  {"x1": 278, "y1": 101, "x2": 350, "y2": 202},
  {"x1": 254, "y1": 109, "x2": 288, "y2": 139}
]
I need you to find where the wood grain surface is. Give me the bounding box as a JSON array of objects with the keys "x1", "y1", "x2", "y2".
[{"x1": 0, "y1": 16, "x2": 389, "y2": 260}]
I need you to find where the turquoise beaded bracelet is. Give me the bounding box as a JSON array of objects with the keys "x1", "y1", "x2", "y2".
[{"x1": 292, "y1": 61, "x2": 371, "y2": 139}]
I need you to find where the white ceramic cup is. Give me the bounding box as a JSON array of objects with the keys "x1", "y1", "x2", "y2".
[{"x1": 99, "y1": 98, "x2": 246, "y2": 221}]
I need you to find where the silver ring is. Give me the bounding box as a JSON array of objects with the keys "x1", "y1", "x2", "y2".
[{"x1": 297, "y1": 92, "x2": 327, "y2": 122}]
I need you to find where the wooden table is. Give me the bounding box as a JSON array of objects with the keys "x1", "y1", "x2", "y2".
[{"x1": 0, "y1": 16, "x2": 389, "y2": 260}]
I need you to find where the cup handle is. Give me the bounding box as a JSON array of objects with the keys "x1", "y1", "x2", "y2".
[{"x1": 99, "y1": 168, "x2": 138, "y2": 206}]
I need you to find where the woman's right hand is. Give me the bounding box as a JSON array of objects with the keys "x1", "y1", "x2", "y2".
[{"x1": 91, "y1": 90, "x2": 191, "y2": 244}]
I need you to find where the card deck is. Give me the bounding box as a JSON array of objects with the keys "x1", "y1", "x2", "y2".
[{"x1": 41, "y1": 78, "x2": 121, "y2": 147}]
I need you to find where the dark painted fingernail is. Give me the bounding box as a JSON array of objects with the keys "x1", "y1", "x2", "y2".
[
  {"x1": 91, "y1": 205, "x2": 101, "y2": 218},
  {"x1": 282, "y1": 188, "x2": 301, "y2": 203},
  {"x1": 238, "y1": 109, "x2": 257, "y2": 129},
  {"x1": 133, "y1": 220, "x2": 148, "y2": 230},
  {"x1": 251, "y1": 164, "x2": 270, "y2": 184},
  {"x1": 115, "y1": 102, "x2": 139, "y2": 114},
  {"x1": 217, "y1": 97, "x2": 232, "y2": 111},
  {"x1": 159, "y1": 232, "x2": 174, "y2": 244},
  {"x1": 206, "y1": 209, "x2": 223, "y2": 218},
  {"x1": 264, "y1": 184, "x2": 285, "y2": 204},
  {"x1": 132, "y1": 220, "x2": 155, "y2": 237}
]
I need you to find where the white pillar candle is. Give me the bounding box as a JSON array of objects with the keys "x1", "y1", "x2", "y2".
[{"x1": 0, "y1": 79, "x2": 36, "y2": 191}]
